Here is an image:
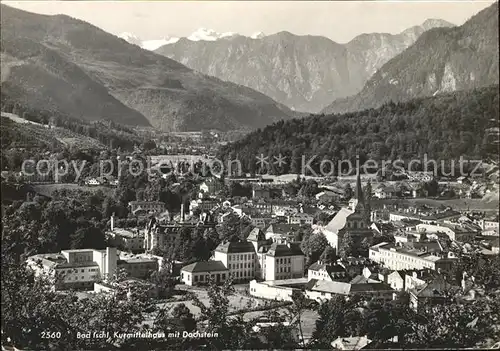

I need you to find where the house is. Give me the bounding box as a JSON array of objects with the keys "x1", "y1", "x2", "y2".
[
  {"x1": 331, "y1": 336, "x2": 373, "y2": 350},
  {"x1": 180, "y1": 261, "x2": 229, "y2": 286},
  {"x1": 213, "y1": 241, "x2": 258, "y2": 283},
  {"x1": 315, "y1": 190, "x2": 342, "y2": 203},
  {"x1": 373, "y1": 184, "x2": 399, "y2": 199},
  {"x1": 337, "y1": 257, "x2": 378, "y2": 278},
  {"x1": 143, "y1": 216, "x2": 215, "y2": 252},
  {"x1": 190, "y1": 199, "x2": 219, "y2": 214},
  {"x1": 265, "y1": 223, "x2": 301, "y2": 242},
  {"x1": 389, "y1": 209, "x2": 461, "y2": 224},
  {"x1": 404, "y1": 270, "x2": 435, "y2": 292},
  {"x1": 117, "y1": 251, "x2": 159, "y2": 279},
  {"x1": 106, "y1": 228, "x2": 144, "y2": 253},
  {"x1": 416, "y1": 223, "x2": 478, "y2": 242},
  {"x1": 85, "y1": 177, "x2": 101, "y2": 186},
  {"x1": 393, "y1": 231, "x2": 420, "y2": 244},
  {"x1": 26, "y1": 247, "x2": 118, "y2": 291},
  {"x1": 408, "y1": 278, "x2": 459, "y2": 311},
  {"x1": 307, "y1": 261, "x2": 347, "y2": 282},
  {"x1": 128, "y1": 201, "x2": 166, "y2": 215},
  {"x1": 369, "y1": 241, "x2": 456, "y2": 272},
  {"x1": 264, "y1": 242, "x2": 305, "y2": 281},
  {"x1": 250, "y1": 215, "x2": 273, "y2": 229},
  {"x1": 386, "y1": 270, "x2": 406, "y2": 291},
  {"x1": 287, "y1": 212, "x2": 314, "y2": 225},
  {"x1": 305, "y1": 279, "x2": 394, "y2": 303},
  {"x1": 477, "y1": 217, "x2": 500, "y2": 232}
]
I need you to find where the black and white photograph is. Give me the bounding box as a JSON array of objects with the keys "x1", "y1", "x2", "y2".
[{"x1": 0, "y1": 0, "x2": 499, "y2": 350}]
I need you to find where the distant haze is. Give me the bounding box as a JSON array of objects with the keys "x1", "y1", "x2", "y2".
[{"x1": 2, "y1": 1, "x2": 496, "y2": 43}]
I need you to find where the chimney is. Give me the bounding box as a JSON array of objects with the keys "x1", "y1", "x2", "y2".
[
  {"x1": 111, "y1": 213, "x2": 115, "y2": 231},
  {"x1": 180, "y1": 203, "x2": 185, "y2": 223}
]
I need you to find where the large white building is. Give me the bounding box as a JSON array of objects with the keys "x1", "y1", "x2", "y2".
[
  {"x1": 27, "y1": 247, "x2": 118, "y2": 290},
  {"x1": 207, "y1": 227, "x2": 306, "y2": 282},
  {"x1": 27, "y1": 247, "x2": 164, "y2": 290},
  {"x1": 415, "y1": 223, "x2": 477, "y2": 242},
  {"x1": 369, "y1": 241, "x2": 457, "y2": 272},
  {"x1": 180, "y1": 261, "x2": 229, "y2": 286},
  {"x1": 213, "y1": 241, "x2": 258, "y2": 283}
]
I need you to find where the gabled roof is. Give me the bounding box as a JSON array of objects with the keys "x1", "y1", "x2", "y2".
[
  {"x1": 181, "y1": 260, "x2": 228, "y2": 273},
  {"x1": 307, "y1": 279, "x2": 351, "y2": 295},
  {"x1": 266, "y1": 242, "x2": 303, "y2": 257},
  {"x1": 266, "y1": 223, "x2": 301, "y2": 235},
  {"x1": 247, "y1": 227, "x2": 265, "y2": 242},
  {"x1": 331, "y1": 336, "x2": 372, "y2": 350},
  {"x1": 325, "y1": 207, "x2": 354, "y2": 233},
  {"x1": 215, "y1": 241, "x2": 256, "y2": 254},
  {"x1": 308, "y1": 262, "x2": 346, "y2": 274}
]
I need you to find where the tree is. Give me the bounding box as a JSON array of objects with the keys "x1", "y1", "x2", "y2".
[
  {"x1": 286, "y1": 290, "x2": 309, "y2": 348},
  {"x1": 338, "y1": 231, "x2": 355, "y2": 259},
  {"x1": 192, "y1": 277, "x2": 254, "y2": 349},
  {"x1": 149, "y1": 269, "x2": 176, "y2": 298},
  {"x1": 300, "y1": 231, "x2": 328, "y2": 267},
  {"x1": 319, "y1": 246, "x2": 336, "y2": 264},
  {"x1": 311, "y1": 295, "x2": 362, "y2": 348},
  {"x1": 344, "y1": 183, "x2": 353, "y2": 200},
  {"x1": 424, "y1": 179, "x2": 439, "y2": 197}
]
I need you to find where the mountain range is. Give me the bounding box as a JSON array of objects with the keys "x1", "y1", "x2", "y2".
[
  {"x1": 322, "y1": 2, "x2": 499, "y2": 115},
  {"x1": 0, "y1": 5, "x2": 296, "y2": 132},
  {"x1": 119, "y1": 28, "x2": 267, "y2": 51},
  {"x1": 151, "y1": 19, "x2": 454, "y2": 112}
]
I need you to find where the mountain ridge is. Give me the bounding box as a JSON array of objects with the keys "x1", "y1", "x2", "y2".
[
  {"x1": 322, "y1": 2, "x2": 498, "y2": 115},
  {"x1": 0, "y1": 5, "x2": 297, "y2": 132},
  {"x1": 217, "y1": 85, "x2": 499, "y2": 174},
  {"x1": 153, "y1": 19, "x2": 454, "y2": 112}
]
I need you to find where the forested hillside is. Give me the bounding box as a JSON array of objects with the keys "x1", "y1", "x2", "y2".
[
  {"x1": 218, "y1": 85, "x2": 499, "y2": 174},
  {"x1": 322, "y1": 2, "x2": 498, "y2": 115}
]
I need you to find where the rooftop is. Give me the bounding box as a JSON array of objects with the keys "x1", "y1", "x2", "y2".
[
  {"x1": 308, "y1": 262, "x2": 346, "y2": 274},
  {"x1": 266, "y1": 242, "x2": 303, "y2": 257},
  {"x1": 181, "y1": 260, "x2": 228, "y2": 273},
  {"x1": 247, "y1": 228, "x2": 266, "y2": 242},
  {"x1": 265, "y1": 223, "x2": 301, "y2": 235},
  {"x1": 215, "y1": 241, "x2": 256, "y2": 254},
  {"x1": 325, "y1": 207, "x2": 354, "y2": 233},
  {"x1": 332, "y1": 336, "x2": 372, "y2": 350},
  {"x1": 107, "y1": 228, "x2": 143, "y2": 238},
  {"x1": 307, "y1": 279, "x2": 394, "y2": 295}
]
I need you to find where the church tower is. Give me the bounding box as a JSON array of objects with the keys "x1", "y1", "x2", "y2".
[
  {"x1": 350, "y1": 166, "x2": 365, "y2": 213},
  {"x1": 354, "y1": 167, "x2": 365, "y2": 212}
]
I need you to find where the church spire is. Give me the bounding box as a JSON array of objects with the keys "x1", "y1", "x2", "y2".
[{"x1": 355, "y1": 165, "x2": 364, "y2": 204}]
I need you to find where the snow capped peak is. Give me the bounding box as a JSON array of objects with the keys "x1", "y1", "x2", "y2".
[
  {"x1": 118, "y1": 32, "x2": 142, "y2": 45},
  {"x1": 141, "y1": 37, "x2": 180, "y2": 51},
  {"x1": 118, "y1": 29, "x2": 267, "y2": 51},
  {"x1": 187, "y1": 28, "x2": 238, "y2": 41},
  {"x1": 250, "y1": 32, "x2": 266, "y2": 39}
]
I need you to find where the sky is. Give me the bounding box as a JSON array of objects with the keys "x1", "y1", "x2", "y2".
[{"x1": 2, "y1": 1, "x2": 496, "y2": 43}]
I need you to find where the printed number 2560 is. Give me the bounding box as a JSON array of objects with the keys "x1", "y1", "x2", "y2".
[{"x1": 41, "y1": 332, "x2": 62, "y2": 339}]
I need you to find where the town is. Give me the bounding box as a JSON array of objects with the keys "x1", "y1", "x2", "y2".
[
  {"x1": 5, "y1": 148, "x2": 498, "y2": 349},
  {"x1": 1, "y1": 1, "x2": 499, "y2": 350}
]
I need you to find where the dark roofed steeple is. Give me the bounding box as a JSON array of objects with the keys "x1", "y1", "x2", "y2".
[{"x1": 354, "y1": 165, "x2": 365, "y2": 213}]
